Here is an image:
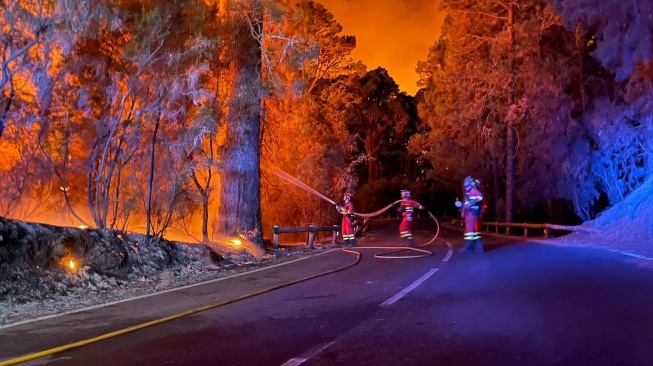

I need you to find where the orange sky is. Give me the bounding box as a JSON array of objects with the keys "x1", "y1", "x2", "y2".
[{"x1": 318, "y1": 0, "x2": 446, "y2": 96}]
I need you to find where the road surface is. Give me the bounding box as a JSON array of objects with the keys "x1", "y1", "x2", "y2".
[{"x1": 2, "y1": 218, "x2": 653, "y2": 366}]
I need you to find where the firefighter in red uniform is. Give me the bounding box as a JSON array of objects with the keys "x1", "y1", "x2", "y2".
[
  {"x1": 455, "y1": 176, "x2": 484, "y2": 253},
  {"x1": 397, "y1": 189, "x2": 424, "y2": 247},
  {"x1": 336, "y1": 192, "x2": 356, "y2": 247}
]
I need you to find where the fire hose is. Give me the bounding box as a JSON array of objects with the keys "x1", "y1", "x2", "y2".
[
  {"x1": 273, "y1": 170, "x2": 440, "y2": 258},
  {"x1": 0, "y1": 171, "x2": 444, "y2": 366}
]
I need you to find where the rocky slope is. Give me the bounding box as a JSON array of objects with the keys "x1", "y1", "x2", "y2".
[{"x1": 0, "y1": 216, "x2": 328, "y2": 326}]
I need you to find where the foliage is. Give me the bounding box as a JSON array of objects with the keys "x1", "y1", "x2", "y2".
[
  {"x1": 347, "y1": 67, "x2": 415, "y2": 182},
  {"x1": 260, "y1": 1, "x2": 362, "y2": 233},
  {"x1": 548, "y1": 0, "x2": 653, "y2": 82},
  {"x1": 414, "y1": 0, "x2": 653, "y2": 223},
  {"x1": 415, "y1": 0, "x2": 550, "y2": 220},
  {"x1": 0, "y1": 0, "x2": 119, "y2": 137}
]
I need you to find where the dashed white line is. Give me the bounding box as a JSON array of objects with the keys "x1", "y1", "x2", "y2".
[
  {"x1": 281, "y1": 341, "x2": 335, "y2": 366},
  {"x1": 380, "y1": 268, "x2": 439, "y2": 307}
]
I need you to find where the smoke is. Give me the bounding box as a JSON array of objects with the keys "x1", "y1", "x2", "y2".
[{"x1": 318, "y1": 0, "x2": 446, "y2": 95}]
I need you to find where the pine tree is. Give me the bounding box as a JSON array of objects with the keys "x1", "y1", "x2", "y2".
[{"x1": 217, "y1": 0, "x2": 265, "y2": 246}]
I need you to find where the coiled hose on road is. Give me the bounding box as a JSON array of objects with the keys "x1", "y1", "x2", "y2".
[{"x1": 346, "y1": 199, "x2": 440, "y2": 259}]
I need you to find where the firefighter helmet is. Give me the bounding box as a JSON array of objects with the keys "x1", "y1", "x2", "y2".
[
  {"x1": 344, "y1": 192, "x2": 352, "y2": 201},
  {"x1": 464, "y1": 176, "x2": 476, "y2": 189},
  {"x1": 400, "y1": 189, "x2": 411, "y2": 199}
]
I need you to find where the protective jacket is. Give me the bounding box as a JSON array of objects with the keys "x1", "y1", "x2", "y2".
[
  {"x1": 338, "y1": 201, "x2": 355, "y2": 241},
  {"x1": 398, "y1": 198, "x2": 423, "y2": 240},
  {"x1": 462, "y1": 187, "x2": 483, "y2": 242}
]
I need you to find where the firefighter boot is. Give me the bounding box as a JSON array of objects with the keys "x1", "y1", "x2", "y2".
[
  {"x1": 474, "y1": 239, "x2": 484, "y2": 253},
  {"x1": 350, "y1": 238, "x2": 357, "y2": 247},
  {"x1": 408, "y1": 238, "x2": 415, "y2": 247},
  {"x1": 460, "y1": 240, "x2": 473, "y2": 253}
]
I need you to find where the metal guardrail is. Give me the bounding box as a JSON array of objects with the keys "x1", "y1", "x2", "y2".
[
  {"x1": 448, "y1": 219, "x2": 600, "y2": 238},
  {"x1": 477, "y1": 221, "x2": 601, "y2": 238},
  {"x1": 271, "y1": 225, "x2": 341, "y2": 249}
]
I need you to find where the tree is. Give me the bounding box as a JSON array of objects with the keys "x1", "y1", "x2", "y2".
[
  {"x1": 416, "y1": 0, "x2": 573, "y2": 222},
  {"x1": 0, "y1": 124, "x2": 47, "y2": 218},
  {"x1": 548, "y1": 0, "x2": 653, "y2": 82},
  {"x1": 0, "y1": 0, "x2": 115, "y2": 138},
  {"x1": 217, "y1": 0, "x2": 265, "y2": 246},
  {"x1": 348, "y1": 67, "x2": 408, "y2": 182},
  {"x1": 546, "y1": 0, "x2": 653, "y2": 219},
  {"x1": 260, "y1": 0, "x2": 363, "y2": 232},
  {"x1": 129, "y1": 2, "x2": 215, "y2": 239}
]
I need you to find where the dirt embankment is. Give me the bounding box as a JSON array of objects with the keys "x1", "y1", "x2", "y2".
[{"x1": 0, "y1": 217, "x2": 265, "y2": 303}]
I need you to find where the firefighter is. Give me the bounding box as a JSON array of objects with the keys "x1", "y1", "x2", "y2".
[
  {"x1": 474, "y1": 178, "x2": 487, "y2": 235},
  {"x1": 455, "y1": 176, "x2": 484, "y2": 253},
  {"x1": 336, "y1": 192, "x2": 356, "y2": 247},
  {"x1": 397, "y1": 189, "x2": 424, "y2": 247}
]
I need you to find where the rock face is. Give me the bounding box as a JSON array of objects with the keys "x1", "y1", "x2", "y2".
[{"x1": 0, "y1": 217, "x2": 224, "y2": 302}]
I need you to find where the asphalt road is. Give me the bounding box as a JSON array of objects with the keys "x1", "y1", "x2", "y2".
[{"x1": 4, "y1": 218, "x2": 653, "y2": 366}]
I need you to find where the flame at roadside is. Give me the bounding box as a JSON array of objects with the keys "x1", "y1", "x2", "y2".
[{"x1": 61, "y1": 256, "x2": 79, "y2": 273}]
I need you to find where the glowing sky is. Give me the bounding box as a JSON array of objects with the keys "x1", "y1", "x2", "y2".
[{"x1": 318, "y1": 0, "x2": 446, "y2": 96}]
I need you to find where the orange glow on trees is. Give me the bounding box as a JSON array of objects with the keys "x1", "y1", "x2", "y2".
[
  {"x1": 0, "y1": 0, "x2": 372, "y2": 245},
  {"x1": 259, "y1": 1, "x2": 363, "y2": 237}
]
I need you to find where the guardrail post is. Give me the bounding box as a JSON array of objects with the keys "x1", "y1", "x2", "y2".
[
  {"x1": 524, "y1": 227, "x2": 528, "y2": 237},
  {"x1": 307, "y1": 224, "x2": 315, "y2": 249},
  {"x1": 332, "y1": 225, "x2": 339, "y2": 244},
  {"x1": 544, "y1": 227, "x2": 549, "y2": 238},
  {"x1": 273, "y1": 225, "x2": 280, "y2": 249}
]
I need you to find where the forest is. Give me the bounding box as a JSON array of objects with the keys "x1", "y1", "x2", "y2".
[{"x1": 0, "y1": 0, "x2": 651, "y2": 247}]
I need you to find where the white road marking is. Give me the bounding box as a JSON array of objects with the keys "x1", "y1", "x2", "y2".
[
  {"x1": 442, "y1": 241, "x2": 453, "y2": 262},
  {"x1": 622, "y1": 252, "x2": 653, "y2": 260},
  {"x1": 281, "y1": 341, "x2": 335, "y2": 366},
  {"x1": 380, "y1": 268, "x2": 439, "y2": 307}
]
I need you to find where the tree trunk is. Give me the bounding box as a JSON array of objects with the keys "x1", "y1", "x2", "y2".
[
  {"x1": 367, "y1": 156, "x2": 377, "y2": 181},
  {"x1": 202, "y1": 196, "x2": 209, "y2": 242},
  {"x1": 492, "y1": 155, "x2": 502, "y2": 222},
  {"x1": 0, "y1": 85, "x2": 14, "y2": 139},
  {"x1": 218, "y1": 1, "x2": 264, "y2": 247},
  {"x1": 506, "y1": 3, "x2": 516, "y2": 228},
  {"x1": 146, "y1": 112, "x2": 161, "y2": 238}
]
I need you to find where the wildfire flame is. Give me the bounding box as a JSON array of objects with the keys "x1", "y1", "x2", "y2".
[
  {"x1": 231, "y1": 239, "x2": 242, "y2": 246},
  {"x1": 69, "y1": 259, "x2": 76, "y2": 270},
  {"x1": 78, "y1": 225, "x2": 88, "y2": 230}
]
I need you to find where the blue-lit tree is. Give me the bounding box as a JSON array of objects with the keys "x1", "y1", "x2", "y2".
[
  {"x1": 549, "y1": 0, "x2": 653, "y2": 82},
  {"x1": 548, "y1": 0, "x2": 653, "y2": 220}
]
